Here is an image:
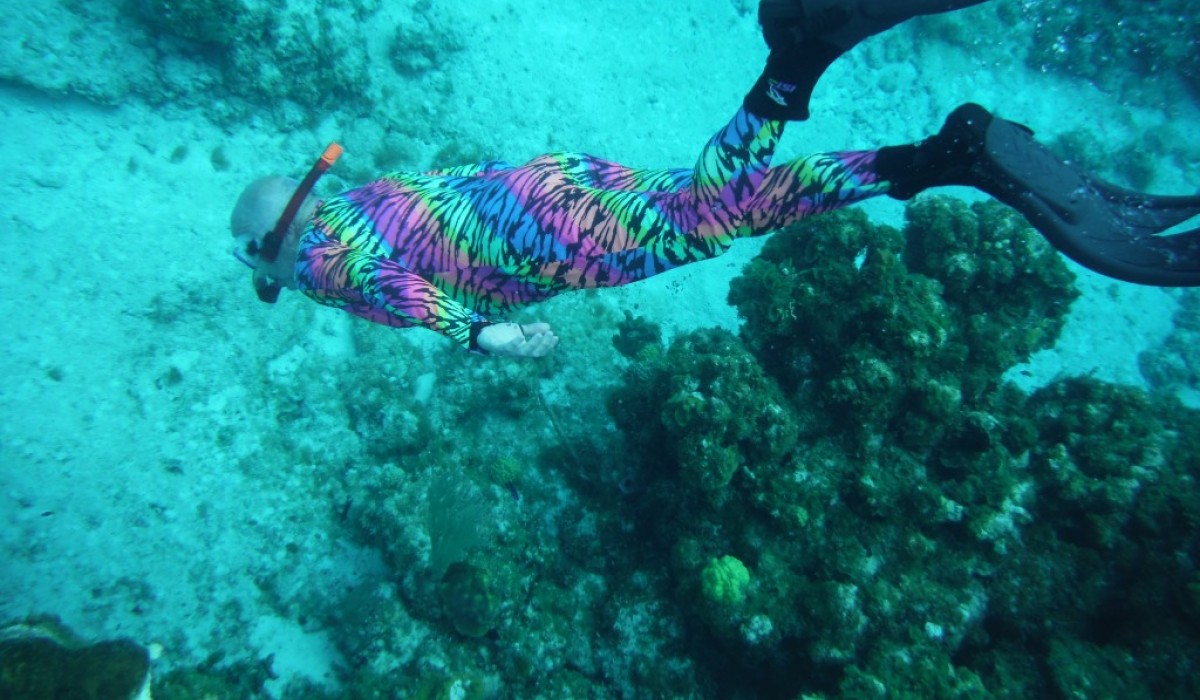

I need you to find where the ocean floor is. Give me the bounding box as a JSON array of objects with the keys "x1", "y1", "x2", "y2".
[{"x1": 2, "y1": 0, "x2": 1200, "y2": 697}]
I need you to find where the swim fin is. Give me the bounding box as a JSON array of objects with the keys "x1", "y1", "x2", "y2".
[
  {"x1": 747, "y1": 0, "x2": 993, "y2": 121},
  {"x1": 885, "y1": 103, "x2": 1200, "y2": 287}
]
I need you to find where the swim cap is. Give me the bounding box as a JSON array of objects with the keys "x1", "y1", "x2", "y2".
[{"x1": 230, "y1": 176, "x2": 300, "y2": 241}]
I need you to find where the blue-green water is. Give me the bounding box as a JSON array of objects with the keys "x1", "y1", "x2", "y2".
[{"x1": 1, "y1": 1, "x2": 1199, "y2": 698}]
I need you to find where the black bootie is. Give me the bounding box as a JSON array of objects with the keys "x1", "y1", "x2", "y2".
[
  {"x1": 745, "y1": 0, "x2": 993, "y2": 121},
  {"x1": 874, "y1": 102, "x2": 992, "y2": 200}
]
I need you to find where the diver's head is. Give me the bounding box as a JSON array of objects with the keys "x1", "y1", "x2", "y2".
[
  {"x1": 231, "y1": 176, "x2": 307, "y2": 269},
  {"x1": 229, "y1": 144, "x2": 342, "y2": 303},
  {"x1": 229, "y1": 175, "x2": 323, "y2": 304}
]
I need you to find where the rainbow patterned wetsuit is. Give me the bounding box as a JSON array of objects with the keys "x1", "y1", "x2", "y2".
[{"x1": 295, "y1": 107, "x2": 891, "y2": 352}]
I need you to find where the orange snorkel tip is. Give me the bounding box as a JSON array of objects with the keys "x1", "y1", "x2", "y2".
[{"x1": 319, "y1": 142, "x2": 344, "y2": 169}]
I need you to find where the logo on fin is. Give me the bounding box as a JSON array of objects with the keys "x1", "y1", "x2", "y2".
[{"x1": 767, "y1": 79, "x2": 797, "y2": 107}]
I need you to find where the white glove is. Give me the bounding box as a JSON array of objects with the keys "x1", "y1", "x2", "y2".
[{"x1": 476, "y1": 322, "x2": 559, "y2": 358}]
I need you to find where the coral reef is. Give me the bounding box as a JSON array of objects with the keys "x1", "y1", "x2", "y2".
[
  {"x1": 604, "y1": 199, "x2": 1200, "y2": 698},
  {"x1": 133, "y1": 0, "x2": 245, "y2": 46},
  {"x1": 0, "y1": 616, "x2": 153, "y2": 700},
  {"x1": 1013, "y1": 0, "x2": 1200, "y2": 103},
  {"x1": 438, "y1": 562, "x2": 501, "y2": 638},
  {"x1": 486, "y1": 455, "x2": 524, "y2": 487},
  {"x1": 727, "y1": 198, "x2": 1076, "y2": 448},
  {"x1": 611, "y1": 310, "x2": 663, "y2": 359},
  {"x1": 22, "y1": 187, "x2": 1193, "y2": 700},
  {"x1": 3, "y1": 0, "x2": 475, "y2": 129},
  {"x1": 610, "y1": 327, "x2": 798, "y2": 491},
  {"x1": 1140, "y1": 289, "x2": 1200, "y2": 394},
  {"x1": 700, "y1": 555, "x2": 751, "y2": 608},
  {"x1": 153, "y1": 651, "x2": 277, "y2": 700},
  {"x1": 244, "y1": 312, "x2": 707, "y2": 698}
]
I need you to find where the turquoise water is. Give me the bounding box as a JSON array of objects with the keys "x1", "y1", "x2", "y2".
[{"x1": 2, "y1": 1, "x2": 1199, "y2": 698}]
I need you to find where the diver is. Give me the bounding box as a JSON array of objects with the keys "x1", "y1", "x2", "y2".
[{"x1": 231, "y1": 0, "x2": 1200, "y2": 358}]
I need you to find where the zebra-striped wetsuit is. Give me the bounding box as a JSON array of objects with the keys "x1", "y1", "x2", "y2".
[{"x1": 295, "y1": 107, "x2": 891, "y2": 351}]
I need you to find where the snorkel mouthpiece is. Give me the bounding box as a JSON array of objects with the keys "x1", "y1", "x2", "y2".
[{"x1": 255, "y1": 142, "x2": 343, "y2": 303}]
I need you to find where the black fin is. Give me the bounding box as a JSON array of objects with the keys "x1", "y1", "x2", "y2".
[{"x1": 975, "y1": 116, "x2": 1200, "y2": 287}]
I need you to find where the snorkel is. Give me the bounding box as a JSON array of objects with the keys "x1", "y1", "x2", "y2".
[{"x1": 252, "y1": 142, "x2": 343, "y2": 303}]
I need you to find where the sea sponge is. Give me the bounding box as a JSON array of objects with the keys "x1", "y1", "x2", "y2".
[{"x1": 438, "y1": 562, "x2": 500, "y2": 638}]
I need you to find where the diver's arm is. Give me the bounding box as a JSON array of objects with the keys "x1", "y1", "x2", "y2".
[
  {"x1": 362, "y1": 263, "x2": 558, "y2": 356},
  {"x1": 300, "y1": 243, "x2": 558, "y2": 354},
  {"x1": 297, "y1": 241, "x2": 484, "y2": 350},
  {"x1": 365, "y1": 263, "x2": 487, "y2": 351},
  {"x1": 362, "y1": 264, "x2": 558, "y2": 357}
]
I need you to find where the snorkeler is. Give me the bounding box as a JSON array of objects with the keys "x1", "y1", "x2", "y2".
[{"x1": 231, "y1": 0, "x2": 1200, "y2": 358}]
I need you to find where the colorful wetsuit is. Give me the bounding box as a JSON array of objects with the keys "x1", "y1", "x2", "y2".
[{"x1": 295, "y1": 107, "x2": 891, "y2": 351}]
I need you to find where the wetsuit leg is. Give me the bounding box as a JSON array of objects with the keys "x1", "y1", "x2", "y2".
[
  {"x1": 496, "y1": 107, "x2": 785, "y2": 271},
  {"x1": 544, "y1": 109, "x2": 893, "y2": 282},
  {"x1": 742, "y1": 150, "x2": 892, "y2": 232},
  {"x1": 660, "y1": 115, "x2": 894, "y2": 244},
  {"x1": 479, "y1": 108, "x2": 893, "y2": 297}
]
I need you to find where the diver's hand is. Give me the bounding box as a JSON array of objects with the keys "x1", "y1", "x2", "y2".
[{"x1": 477, "y1": 322, "x2": 559, "y2": 358}]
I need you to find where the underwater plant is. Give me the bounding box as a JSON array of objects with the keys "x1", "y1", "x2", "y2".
[{"x1": 426, "y1": 471, "x2": 488, "y2": 578}]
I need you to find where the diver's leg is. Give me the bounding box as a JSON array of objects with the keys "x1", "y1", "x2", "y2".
[
  {"x1": 871, "y1": 102, "x2": 988, "y2": 200},
  {"x1": 625, "y1": 109, "x2": 895, "y2": 253},
  {"x1": 741, "y1": 150, "x2": 892, "y2": 232},
  {"x1": 646, "y1": 107, "x2": 786, "y2": 262},
  {"x1": 509, "y1": 106, "x2": 786, "y2": 291},
  {"x1": 748, "y1": 0, "x2": 992, "y2": 121}
]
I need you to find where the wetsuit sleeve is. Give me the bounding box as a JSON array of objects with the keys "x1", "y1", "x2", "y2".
[
  {"x1": 358, "y1": 257, "x2": 490, "y2": 351},
  {"x1": 300, "y1": 242, "x2": 491, "y2": 351}
]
